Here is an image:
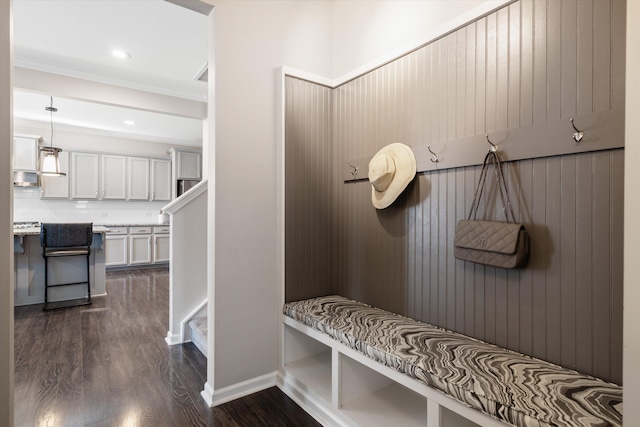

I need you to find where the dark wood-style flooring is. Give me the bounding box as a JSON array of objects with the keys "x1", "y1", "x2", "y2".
[{"x1": 14, "y1": 267, "x2": 321, "y2": 427}]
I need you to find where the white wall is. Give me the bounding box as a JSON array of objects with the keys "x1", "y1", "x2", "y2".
[
  {"x1": 0, "y1": 1, "x2": 14, "y2": 425},
  {"x1": 331, "y1": 0, "x2": 511, "y2": 80},
  {"x1": 624, "y1": 0, "x2": 640, "y2": 419},
  {"x1": 211, "y1": 0, "x2": 332, "y2": 392}
]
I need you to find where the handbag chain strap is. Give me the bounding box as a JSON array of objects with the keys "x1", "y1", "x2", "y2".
[{"x1": 467, "y1": 150, "x2": 516, "y2": 223}]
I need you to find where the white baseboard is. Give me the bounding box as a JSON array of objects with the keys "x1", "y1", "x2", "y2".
[
  {"x1": 201, "y1": 381, "x2": 215, "y2": 407},
  {"x1": 277, "y1": 370, "x2": 346, "y2": 427},
  {"x1": 202, "y1": 372, "x2": 278, "y2": 408},
  {"x1": 164, "y1": 331, "x2": 181, "y2": 346}
]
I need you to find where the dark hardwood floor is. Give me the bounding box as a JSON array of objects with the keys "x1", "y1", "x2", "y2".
[{"x1": 14, "y1": 267, "x2": 321, "y2": 427}]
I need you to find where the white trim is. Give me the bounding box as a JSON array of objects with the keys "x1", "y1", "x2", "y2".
[
  {"x1": 165, "y1": 331, "x2": 181, "y2": 346},
  {"x1": 161, "y1": 179, "x2": 208, "y2": 214},
  {"x1": 280, "y1": 66, "x2": 335, "y2": 88},
  {"x1": 208, "y1": 372, "x2": 278, "y2": 407},
  {"x1": 276, "y1": 370, "x2": 346, "y2": 427},
  {"x1": 201, "y1": 381, "x2": 215, "y2": 407}
]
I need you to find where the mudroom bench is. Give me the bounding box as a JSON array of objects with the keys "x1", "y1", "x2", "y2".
[{"x1": 279, "y1": 295, "x2": 622, "y2": 427}]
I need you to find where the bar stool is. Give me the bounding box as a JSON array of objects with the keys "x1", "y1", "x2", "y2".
[{"x1": 41, "y1": 223, "x2": 93, "y2": 311}]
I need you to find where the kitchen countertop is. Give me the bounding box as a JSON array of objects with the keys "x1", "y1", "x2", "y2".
[
  {"x1": 13, "y1": 225, "x2": 111, "y2": 236},
  {"x1": 95, "y1": 223, "x2": 169, "y2": 228}
]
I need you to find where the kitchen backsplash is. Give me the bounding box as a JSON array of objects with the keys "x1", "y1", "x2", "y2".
[{"x1": 14, "y1": 187, "x2": 168, "y2": 224}]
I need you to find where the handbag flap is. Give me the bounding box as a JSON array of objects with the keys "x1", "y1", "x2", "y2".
[{"x1": 454, "y1": 220, "x2": 524, "y2": 255}]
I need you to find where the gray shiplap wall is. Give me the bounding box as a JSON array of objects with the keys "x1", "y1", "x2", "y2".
[{"x1": 285, "y1": 0, "x2": 625, "y2": 384}]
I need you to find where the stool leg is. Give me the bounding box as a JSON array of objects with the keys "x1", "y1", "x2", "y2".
[
  {"x1": 86, "y1": 252, "x2": 92, "y2": 302},
  {"x1": 43, "y1": 256, "x2": 48, "y2": 310}
]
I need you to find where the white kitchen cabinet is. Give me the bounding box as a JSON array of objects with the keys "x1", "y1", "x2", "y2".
[
  {"x1": 176, "y1": 151, "x2": 201, "y2": 180},
  {"x1": 153, "y1": 226, "x2": 170, "y2": 263},
  {"x1": 105, "y1": 226, "x2": 170, "y2": 268},
  {"x1": 129, "y1": 227, "x2": 153, "y2": 265},
  {"x1": 71, "y1": 152, "x2": 100, "y2": 199},
  {"x1": 128, "y1": 157, "x2": 150, "y2": 200},
  {"x1": 101, "y1": 154, "x2": 127, "y2": 200},
  {"x1": 105, "y1": 230, "x2": 128, "y2": 267},
  {"x1": 40, "y1": 151, "x2": 69, "y2": 199},
  {"x1": 150, "y1": 159, "x2": 171, "y2": 201},
  {"x1": 13, "y1": 135, "x2": 38, "y2": 171}
]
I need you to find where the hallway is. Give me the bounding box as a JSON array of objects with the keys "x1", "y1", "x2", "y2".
[{"x1": 13, "y1": 268, "x2": 319, "y2": 427}]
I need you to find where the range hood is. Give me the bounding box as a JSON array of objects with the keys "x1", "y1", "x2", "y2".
[{"x1": 14, "y1": 171, "x2": 39, "y2": 187}]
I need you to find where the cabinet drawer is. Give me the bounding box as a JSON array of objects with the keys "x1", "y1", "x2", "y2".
[
  {"x1": 106, "y1": 227, "x2": 128, "y2": 235},
  {"x1": 130, "y1": 227, "x2": 152, "y2": 234},
  {"x1": 153, "y1": 226, "x2": 170, "y2": 234}
]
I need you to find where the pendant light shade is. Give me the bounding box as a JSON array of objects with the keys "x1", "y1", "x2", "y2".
[{"x1": 38, "y1": 96, "x2": 66, "y2": 177}]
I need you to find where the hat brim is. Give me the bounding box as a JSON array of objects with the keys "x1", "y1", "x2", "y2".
[{"x1": 369, "y1": 143, "x2": 417, "y2": 209}]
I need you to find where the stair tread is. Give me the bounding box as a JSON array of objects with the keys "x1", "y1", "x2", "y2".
[{"x1": 188, "y1": 316, "x2": 207, "y2": 358}]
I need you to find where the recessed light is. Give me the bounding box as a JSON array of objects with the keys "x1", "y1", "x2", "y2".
[
  {"x1": 124, "y1": 120, "x2": 136, "y2": 125},
  {"x1": 112, "y1": 49, "x2": 131, "y2": 59}
]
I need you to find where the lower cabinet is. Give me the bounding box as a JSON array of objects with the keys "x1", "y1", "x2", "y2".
[
  {"x1": 105, "y1": 225, "x2": 170, "y2": 268},
  {"x1": 129, "y1": 227, "x2": 153, "y2": 265},
  {"x1": 105, "y1": 227, "x2": 128, "y2": 267},
  {"x1": 153, "y1": 227, "x2": 170, "y2": 263}
]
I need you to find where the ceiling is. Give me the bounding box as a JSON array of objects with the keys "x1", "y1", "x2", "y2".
[{"x1": 12, "y1": 0, "x2": 208, "y2": 146}]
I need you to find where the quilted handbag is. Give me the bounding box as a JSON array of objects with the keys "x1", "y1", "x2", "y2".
[{"x1": 454, "y1": 150, "x2": 529, "y2": 269}]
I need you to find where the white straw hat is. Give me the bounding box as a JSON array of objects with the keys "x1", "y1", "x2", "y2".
[{"x1": 368, "y1": 143, "x2": 417, "y2": 209}]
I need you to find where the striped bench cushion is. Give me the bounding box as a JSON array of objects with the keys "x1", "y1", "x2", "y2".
[{"x1": 283, "y1": 295, "x2": 622, "y2": 427}]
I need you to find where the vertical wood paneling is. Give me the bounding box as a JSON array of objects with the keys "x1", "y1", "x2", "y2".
[
  {"x1": 610, "y1": 0, "x2": 626, "y2": 110},
  {"x1": 546, "y1": 0, "x2": 562, "y2": 121},
  {"x1": 475, "y1": 18, "x2": 487, "y2": 136},
  {"x1": 496, "y1": 8, "x2": 509, "y2": 132},
  {"x1": 593, "y1": 0, "x2": 611, "y2": 112},
  {"x1": 520, "y1": 0, "x2": 534, "y2": 127},
  {"x1": 545, "y1": 156, "x2": 562, "y2": 366},
  {"x1": 456, "y1": 28, "x2": 466, "y2": 140},
  {"x1": 532, "y1": 0, "x2": 547, "y2": 124},
  {"x1": 285, "y1": 0, "x2": 624, "y2": 383},
  {"x1": 575, "y1": 153, "x2": 594, "y2": 374},
  {"x1": 508, "y1": 2, "x2": 521, "y2": 129},
  {"x1": 561, "y1": 0, "x2": 578, "y2": 119},
  {"x1": 576, "y1": 0, "x2": 593, "y2": 116},
  {"x1": 485, "y1": 14, "x2": 498, "y2": 133},
  {"x1": 517, "y1": 159, "x2": 534, "y2": 355},
  {"x1": 466, "y1": 23, "x2": 476, "y2": 137},
  {"x1": 560, "y1": 156, "x2": 577, "y2": 370},
  {"x1": 592, "y1": 151, "x2": 611, "y2": 380},
  {"x1": 609, "y1": 149, "x2": 624, "y2": 385}
]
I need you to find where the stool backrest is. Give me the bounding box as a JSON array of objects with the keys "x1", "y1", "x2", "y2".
[{"x1": 41, "y1": 223, "x2": 93, "y2": 248}]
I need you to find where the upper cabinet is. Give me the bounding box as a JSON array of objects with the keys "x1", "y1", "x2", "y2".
[
  {"x1": 37, "y1": 148, "x2": 171, "y2": 202},
  {"x1": 40, "y1": 151, "x2": 69, "y2": 199},
  {"x1": 101, "y1": 154, "x2": 127, "y2": 200},
  {"x1": 176, "y1": 150, "x2": 201, "y2": 180},
  {"x1": 127, "y1": 157, "x2": 150, "y2": 200},
  {"x1": 151, "y1": 159, "x2": 171, "y2": 201},
  {"x1": 70, "y1": 152, "x2": 100, "y2": 199},
  {"x1": 13, "y1": 135, "x2": 38, "y2": 172}
]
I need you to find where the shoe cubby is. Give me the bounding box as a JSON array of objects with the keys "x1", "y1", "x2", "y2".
[
  {"x1": 337, "y1": 352, "x2": 430, "y2": 426},
  {"x1": 282, "y1": 323, "x2": 332, "y2": 404}
]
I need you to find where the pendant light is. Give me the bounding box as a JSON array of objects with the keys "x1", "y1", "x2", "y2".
[{"x1": 38, "y1": 96, "x2": 66, "y2": 177}]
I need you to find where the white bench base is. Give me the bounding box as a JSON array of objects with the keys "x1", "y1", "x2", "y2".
[{"x1": 279, "y1": 316, "x2": 507, "y2": 427}]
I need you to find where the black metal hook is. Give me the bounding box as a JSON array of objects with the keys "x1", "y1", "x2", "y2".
[
  {"x1": 347, "y1": 161, "x2": 358, "y2": 180},
  {"x1": 570, "y1": 118, "x2": 584, "y2": 143},
  {"x1": 486, "y1": 134, "x2": 498, "y2": 152},
  {"x1": 427, "y1": 146, "x2": 439, "y2": 163}
]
